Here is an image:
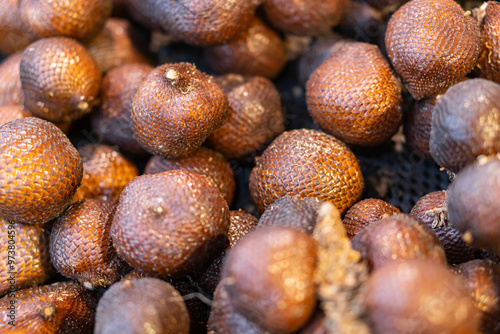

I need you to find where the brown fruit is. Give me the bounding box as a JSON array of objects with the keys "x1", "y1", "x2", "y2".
[
  {"x1": 410, "y1": 190, "x2": 476, "y2": 264},
  {"x1": 121, "y1": 0, "x2": 160, "y2": 30},
  {"x1": 351, "y1": 214, "x2": 447, "y2": 270},
  {"x1": 0, "y1": 117, "x2": 82, "y2": 224},
  {"x1": 20, "y1": 37, "x2": 101, "y2": 123},
  {"x1": 111, "y1": 170, "x2": 230, "y2": 277},
  {"x1": 298, "y1": 34, "x2": 343, "y2": 85},
  {"x1": 0, "y1": 53, "x2": 24, "y2": 107},
  {"x1": 430, "y1": 79, "x2": 500, "y2": 172},
  {"x1": 0, "y1": 0, "x2": 36, "y2": 55},
  {"x1": 205, "y1": 18, "x2": 287, "y2": 80},
  {"x1": 132, "y1": 62, "x2": 228, "y2": 158},
  {"x1": 0, "y1": 105, "x2": 31, "y2": 126},
  {"x1": 92, "y1": 63, "x2": 152, "y2": 156},
  {"x1": 162, "y1": 0, "x2": 258, "y2": 46},
  {"x1": 476, "y1": 1, "x2": 500, "y2": 83},
  {"x1": 0, "y1": 219, "x2": 53, "y2": 296},
  {"x1": 85, "y1": 18, "x2": 150, "y2": 73},
  {"x1": 73, "y1": 144, "x2": 139, "y2": 203},
  {"x1": 455, "y1": 259, "x2": 500, "y2": 333},
  {"x1": 0, "y1": 281, "x2": 97, "y2": 333},
  {"x1": 338, "y1": 2, "x2": 386, "y2": 44},
  {"x1": 95, "y1": 278, "x2": 189, "y2": 334},
  {"x1": 342, "y1": 198, "x2": 400, "y2": 239},
  {"x1": 206, "y1": 74, "x2": 284, "y2": 160},
  {"x1": 222, "y1": 226, "x2": 317, "y2": 333},
  {"x1": 448, "y1": 155, "x2": 500, "y2": 255},
  {"x1": 365, "y1": 0, "x2": 409, "y2": 11},
  {"x1": 144, "y1": 146, "x2": 235, "y2": 205},
  {"x1": 258, "y1": 195, "x2": 324, "y2": 234},
  {"x1": 404, "y1": 95, "x2": 436, "y2": 159},
  {"x1": 306, "y1": 41, "x2": 403, "y2": 146},
  {"x1": 385, "y1": 0, "x2": 480, "y2": 99},
  {"x1": 50, "y1": 199, "x2": 127, "y2": 289},
  {"x1": 249, "y1": 129, "x2": 364, "y2": 214},
  {"x1": 262, "y1": 0, "x2": 348, "y2": 36},
  {"x1": 19, "y1": 0, "x2": 112, "y2": 40},
  {"x1": 364, "y1": 259, "x2": 480, "y2": 334}
]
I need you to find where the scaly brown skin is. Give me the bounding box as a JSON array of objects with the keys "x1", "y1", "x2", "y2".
[
  {"x1": 306, "y1": 41, "x2": 403, "y2": 146},
  {"x1": 0, "y1": 53, "x2": 24, "y2": 107},
  {"x1": 0, "y1": 219, "x2": 53, "y2": 296},
  {"x1": 50, "y1": 199, "x2": 127, "y2": 289},
  {"x1": 410, "y1": 190, "x2": 476, "y2": 264},
  {"x1": 351, "y1": 214, "x2": 447, "y2": 271},
  {"x1": 262, "y1": 0, "x2": 349, "y2": 36},
  {"x1": 92, "y1": 63, "x2": 152, "y2": 156},
  {"x1": 430, "y1": 79, "x2": 500, "y2": 173},
  {"x1": 0, "y1": 117, "x2": 83, "y2": 224},
  {"x1": 111, "y1": 170, "x2": 230, "y2": 277},
  {"x1": 298, "y1": 34, "x2": 343, "y2": 85},
  {"x1": 131, "y1": 62, "x2": 228, "y2": 158},
  {"x1": 385, "y1": 0, "x2": 480, "y2": 99},
  {"x1": 95, "y1": 278, "x2": 190, "y2": 334},
  {"x1": 342, "y1": 198, "x2": 400, "y2": 239},
  {"x1": 73, "y1": 144, "x2": 139, "y2": 204},
  {"x1": 0, "y1": 282, "x2": 97, "y2": 334},
  {"x1": 145, "y1": 146, "x2": 235, "y2": 205},
  {"x1": 20, "y1": 37, "x2": 101, "y2": 123},
  {"x1": 476, "y1": 1, "x2": 500, "y2": 83},
  {"x1": 207, "y1": 74, "x2": 285, "y2": 160},
  {"x1": 249, "y1": 129, "x2": 364, "y2": 214},
  {"x1": 205, "y1": 18, "x2": 287, "y2": 80},
  {"x1": 19, "y1": 0, "x2": 112, "y2": 41},
  {"x1": 0, "y1": 0, "x2": 36, "y2": 55},
  {"x1": 404, "y1": 96, "x2": 436, "y2": 159}
]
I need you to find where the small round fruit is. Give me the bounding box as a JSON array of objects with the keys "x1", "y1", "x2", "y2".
[
  {"x1": 342, "y1": 198, "x2": 400, "y2": 239},
  {"x1": 0, "y1": 117, "x2": 83, "y2": 224},
  {"x1": 222, "y1": 226, "x2": 317, "y2": 333},
  {"x1": 476, "y1": 1, "x2": 500, "y2": 83},
  {"x1": 448, "y1": 156, "x2": 500, "y2": 255},
  {"x1": 73, "y1": 144, "x2": 139, "y2": 203},
  {"x1": 132, "y1": 62, "x2": 228, "y2": 158},
  {"x1": 385, "y1": 0, "x2": 480, "y2": 99},
  {"x1": 111, "y1": 170, "x2": 230, "y2": 277},
  {"x1": 95, "y1": 278, "x2": 189, "y2": 334},
  {"x1": 20, "y1": 37, "x2": 101, "y2": 123},
  {"x1": 306, "y1": 41, "x2": 403, "y2": 146},
  {"x1": 365, "y1": 259, "x2": 480, "y2": 333},
  {"x1": 249, "y1": 129, "x2": 364, "y2": 214},
  {"x1": 0, "y1": 0, "x2": 36, "y2": 55},
  {"x1": 0, "y1": 53, "x2": 24, "y2": 107}
]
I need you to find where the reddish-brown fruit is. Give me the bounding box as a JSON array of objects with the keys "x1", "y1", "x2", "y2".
[
  {"x1": 144, "y1": 146, "x2": 235, "y2": 205},
  {"x1": 249, "y1": 129, "x2": 364, "y2": 214},
  {"x1": 19, "y1": 0, "x2": 112, "y2": 41},
  {"x1": 162, "y1": 0, "x2": 258, "y2": 46},
  {"x1": 298, "y1": 34, "x2": 343, "y2": 85},
  {"x1": 262, "y1": 0, "x2": 348, "y2": 36},
  {"x1": 208, "y1": 283, "x2": 268, "y2": 334},
  {"x1": 92, "y1": 63, "x2": 152, "y2": 156},
  {"x1": 258, "y1": 196, "x2": 324, "y2": 234},
  {"x1": 0, "y1": 53, "x2": 24, "y2": 106},
  {"x1": 73, "y1": 144, "x2": 139, "y2": 203},
  {"x1": 404, "y1": 96, "x2": 436, "y2": 159},
  {"x1": 0, "y1": 219, "x2": 53, "y2": 296},
  {"x1": 306, "y1": 41, "x2": 403, "y2": 146},
  {"x1": 343, "y1": 198, "x2": 400, "y2": 239},
  {"x1": 132, "y1": 62, "x2": 228, "y2": 158},
  {"x1": 95, "y1": 278, "x2": 190, "y2": 334},
  {"x1": 448, "y1": 156, "x2": 500, "y2": 255},
  {"x1": 50, "y1": 199, "x2": 127, "y2": 289},
  {"x1": 0, "y1": 105, "x2": 31, "y2": 126},
  {"x1": 0, "y1": 281, "x2": 97, "y2": 333},
  {"x1": 365, "y1": 260, "x2": 480, "y2": 333},
  {"x1": 0, "y1": 0, "x2": 36, "y2": 55},
  {"x1": 121, "y1": 0, "x2": 160, "y2": 30},
  {"x1": 85, "y1": 18, "x2": 150, "y2": 73},
  {"x1": 0, "y1": 117, "x2": 82, "y2": 224},
  {"x1": 352, "y1": 214, "x2": 447, "y2": 270},
  {"x1": 430, "y1": 79, "x2": 500, "y2": 173},
  {"x1": 205, "y1": 18, "x2": 287, "y2": 80},
  {"x1": 385, "y1": 0, "x2": 480, "y2": 99},
  {"x1": 455, "y1": 260, "x2": 500, "y2": 333},
  {"x1": 111, "y1": 170, "x2": 230, "y2": 277},
  {"x1": 410, "y1": 191, "x2": 476, "y2": 264},
  {"x1": 206, "y1": 74, "x2": 285, "y2": 160},
  {"x1": 20, "y1": 37, "x2": 101, "y2": 123},
  {"x1": 476, "y1": 1, "x2": 500, "y2": 83},
  {"x1": 198, "y1": 209, "x2": 259, "y2": 293},
  {"x1": 223, "y1": 226, "x2": 317, "y2": 333}
]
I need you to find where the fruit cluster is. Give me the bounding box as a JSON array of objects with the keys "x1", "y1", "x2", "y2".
[{"x1": 0, "y1": 0, "x2": 499, "y2": 333}]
